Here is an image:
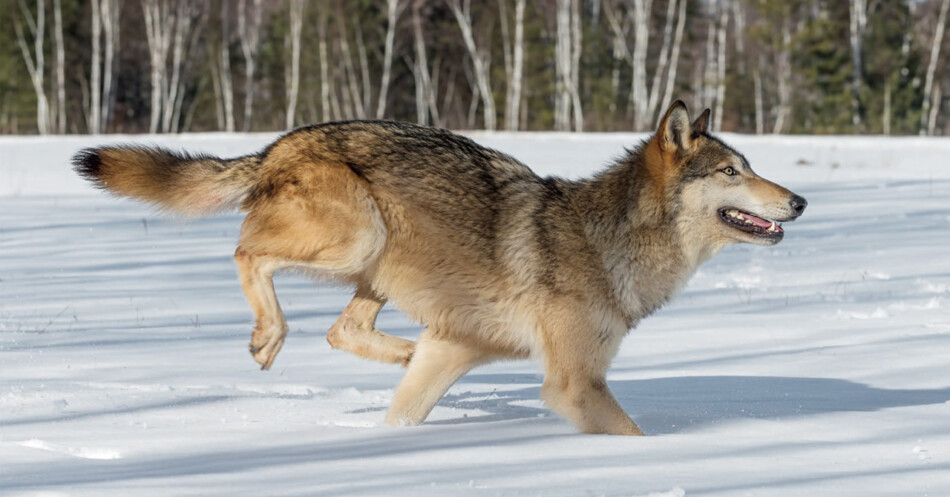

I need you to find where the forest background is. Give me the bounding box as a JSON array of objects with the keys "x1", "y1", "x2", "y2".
[{"x1": 1, "y1": 0, "x2": 948, "y2": 136}]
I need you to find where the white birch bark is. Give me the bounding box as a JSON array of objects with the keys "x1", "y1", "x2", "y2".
[
  {"x1": 338, "y1": 20, "x2": 366, "y2": 119},
  {"x1": 14, "y1": 0, "x2": 51, "y2": 135},
  {"x1": 100, "y1": 0, "x2": 119, "y2": 132},
  {"x1": 448, "y1": 0, "x2": 496, "y2": 130},
  {"x1": 883, "y1": 79, "x2": 891, "y2": 135},
  {"x1": 658, "y1": 0, "x2": 686, "y2": 122},
  {"x1": 645, "y1": 0, "x2": 676, "y2": 127},
  {"x1": 927, "y1": 85, "x2": 943, "y2": 135},
  {"x1": 318, "y1": 11, "x2": 330, "y2": 122},
  {"x1": 354, "y1": 21, "x2": 372, "y2": 118},
  {"x1": 713, "y1": 0, "x2": 728, "y2": 132},
  {"x1": 569, "y1": 0, "x2": 583, "y2": 131},
  {"x1": 631, "y1": 0, "x2": 652, "y2": 130},
  {"x1": 603, "y1": 1, "x2": 630, "y2": 111},
  {"x1": 772, "y1": 20, "x2": 791, "y2": 134},
  {"x1": 90, "y1": 0, "x2": 102, "y2": 134},
  {"x1": 285, "y1": 0, "x2": 304, "y2": 129},
  {"x1": 171, "y1": 14, "x2": 205, "y2": 132},
  {"x1": 237, "y1": 0, "x2": 262, "y2": 131},
  {"x1": 702, "y1": 2, "x2": 716, "y2": 112},
  {"x1": 376, "y1": 0, "x2": 404, "y2": 119},
  {"x1": 921, "y1": 0, "x2": 950, "y2": 135},
  {"x1": 412, "y1": 0, "x2": 433, "y2": 125},
  {"x1": 210, "y1": 49, "x2": 225, "y2": 129},
  {"x1": 141, "y1": 0, "x2": 169, "y2": 134},
  {"x1": 162, "y1": 1, "x2": 196, "y2": 133},
  {"x1": 753, "y1": 56, "x2": 764, "y2": 135},
  {"x1": 848, "y1": 0, "x2": 867, "y2": 129},
  {"x1": 510, "y1": 0, "x2": 525, "y2": 130},
  {"x1": 731, "y1": 0, "x2": 745, "y2": 75},
  {"x1": 499, "y1": 0, "x2": 524, "y2": 130},
  {"x1": 52, "y1": 0, "x2": 65, "y2": 133},
  {"x1": 555, "y1": 0, "x2": 571, "y2": 130},
  {"x1": 219, "y1": 0, "x2": 235, "y2": 132}
]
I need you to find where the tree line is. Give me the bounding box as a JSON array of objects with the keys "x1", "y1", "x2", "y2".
[{"x1": 1, "y1": 0, "x2": 948, "y2": 135}]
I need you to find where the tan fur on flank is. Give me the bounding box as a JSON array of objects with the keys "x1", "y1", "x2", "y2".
[{"x1": 73, "y1": 101, "x2": 806, "y2": 435}]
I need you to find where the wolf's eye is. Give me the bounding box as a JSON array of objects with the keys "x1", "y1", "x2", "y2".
[{"x1": 721, "y1": 166, "x2": 737, "y2": 176}]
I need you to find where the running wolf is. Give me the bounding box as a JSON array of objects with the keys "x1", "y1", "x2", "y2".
[{"x1": 73, "y1": 101, "x2": 806, "y2": 435}]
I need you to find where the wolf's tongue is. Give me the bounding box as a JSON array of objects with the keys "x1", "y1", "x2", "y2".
[{"x1": 741, "y1": 212, "x2": 772, "y2": 228}]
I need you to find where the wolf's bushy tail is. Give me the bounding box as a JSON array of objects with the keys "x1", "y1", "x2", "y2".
[{"x1": 72, "y1": 146, "x2": 262, "y2": 215}]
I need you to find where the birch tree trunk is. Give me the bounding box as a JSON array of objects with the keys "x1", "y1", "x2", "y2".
[
  {"x1": 603, "y1": 1, "x2": 630, "y2": 113},
  {"x1": 921, "y1": 0, "x2": 950, "y2": 135},
  {"x1": 713, "y1": 0, "x2": 729, "y2": 132},
  {"x1": 412, "y1": 0, "x2": 432, "y2": 125},
  {"x1": 219, "y1": 0, "x2": 235, "y2": 132},
  {"x1": 569, "y1": 0, "x2": 583, "y2": 131},
  {"x1": 555, "y1": 0, "x2": 571, "y2": 130},
  {"x1": 237, "y1": 0, "x2": 262, "y2": 131},
  {"x1": 555, "y1": 0, "x2": 583, "y2": 130},
  {"x1": 645, "y1": 0, "x2": 676, "y2": 127},
  {"x1": 161, "y1": 1, "x2": 198, "y2": 133},
  {"x1": 376, "y1": 0, "x2": 403, "y2": 119},
  {"x1": 630, "y1": 0, "x2": 652, "y2": 130},
  {"x1": 338, "y1": 17, "x2": 366, "y2": 119},
  {"x1": 658, "y1": 0, "x2": 686, "y2": 122},
  {"x1": 285, "y1": 0, "x2": 304, "y2": 129},
  {"x1": 731, "y1": 0, "x2": 745, "y2": 76},
  {"x1": 848, "y1": 0, "x2": 867, "y2": 130},
  {"x1": 883, "y1": 79, "x2": 891, "y2": 135},
  {"x1": 448, "y1": 0, "x2": 496, "y2": 130},
  {"x1": 510, "y1": 0, "x2": 525, "y2": 130},
  {"x1": 318, "y1": 10, "x2": 330, "y2": 122},
  {"x1": 772, "y1": 20, "x2": 791, "y2": 134},
  {"x1": 499, "y1": 0, "x2": 525, "y2": 131},
  {"x1": 753, "y1": 56, "x2": 764, "y2": 135},
  {"x1": 702, "y1": 1, "x2": 717, "y2": 113},
  {"x1": 100, "y1": 0, "x2": 119, "y2": 132},
  {"x1": 90, "y1": 0, "x2": 102, "y2": 134},
  {"x1": 14, "y1": 0, "x2": 51, "y2": 135},
  {"x1": 927, "y1": 85, "x2": 943, "y2": 135},
  {"x1": 354, "y1": 21, "x2": 373, "y2": 118},
  {"x1": 52, "y1": 0, "x2": 65, "y2": 133},
  {"x1": 142, "y1": 0, "x2": 169, "y2": 134}
]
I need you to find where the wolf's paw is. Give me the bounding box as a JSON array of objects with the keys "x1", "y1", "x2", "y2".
[{"x1": 249, "y1": 324, "x2": 288, "y2": 370}]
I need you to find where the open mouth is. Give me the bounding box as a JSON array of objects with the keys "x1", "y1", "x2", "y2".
[{"x1": 719, "y1": 208, "x2": 785, "y2": 240}]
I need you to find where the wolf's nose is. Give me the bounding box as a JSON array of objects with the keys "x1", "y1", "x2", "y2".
[{"x1": 789, "y1": 194, "x2": 807, "y2": 216}]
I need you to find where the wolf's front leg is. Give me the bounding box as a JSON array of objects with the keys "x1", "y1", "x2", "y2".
[
  {"x1": 539, "y1": 316, "x2": 644, "y2": 435},
  {"x1": 540, "y1": 372, "x2": 643, "y2": 435},
  {"x1": 385, "y1": 333, "x2": 487, "y2": 426}
]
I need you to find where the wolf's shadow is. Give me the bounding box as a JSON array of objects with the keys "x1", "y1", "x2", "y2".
[{"x1": 429, "y1": 374, "x2": 950, "y2": 434}]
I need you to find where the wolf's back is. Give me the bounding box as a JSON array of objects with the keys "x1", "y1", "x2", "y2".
[{"x1": 73, "y1": 146, "x2": 262, "y2": 215}]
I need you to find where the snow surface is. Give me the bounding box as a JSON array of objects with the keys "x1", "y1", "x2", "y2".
[{"x1": 1, "y1": 132, "x2": 949, "y2": 496}]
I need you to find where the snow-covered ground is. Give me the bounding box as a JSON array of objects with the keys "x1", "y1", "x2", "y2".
[{"x1": 1, "y1": 132, "x2": 948, "y2": 496}]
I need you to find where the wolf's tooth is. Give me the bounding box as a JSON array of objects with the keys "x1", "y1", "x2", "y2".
[{"x1": 768, "y1": 221, "x2": 776, "y2": 232}]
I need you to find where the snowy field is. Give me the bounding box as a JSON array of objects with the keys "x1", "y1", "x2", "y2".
[{"x1": 1, "y1": 132, "x2": 949, "y2": 496}]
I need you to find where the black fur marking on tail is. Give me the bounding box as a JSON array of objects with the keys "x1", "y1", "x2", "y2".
[{"x1": 72, "y1": 148, "x2": 105, "y2": 186}]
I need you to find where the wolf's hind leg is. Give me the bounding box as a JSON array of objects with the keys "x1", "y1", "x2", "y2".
[
  {"x1": 234, "y1": 248, "x2": 292, "y2": 370},
  {"x1": 327, "y1": 284, "x2": 415, "y2": 366},
  {"x1": 385, "y1": 334, "x2": 487, "y2": 426}
]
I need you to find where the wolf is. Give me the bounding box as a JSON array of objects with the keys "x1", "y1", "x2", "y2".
[{"x1": 73, "y1": 101, "x2": 806, "y2": 435}]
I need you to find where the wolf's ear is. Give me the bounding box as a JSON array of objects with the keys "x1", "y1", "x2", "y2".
[
  {"x1": 656, "y1": 100, "x2": 693, "y2": 152},
  {"x1": 692, "y1": 108, "x2": 711, "y2": 134}
]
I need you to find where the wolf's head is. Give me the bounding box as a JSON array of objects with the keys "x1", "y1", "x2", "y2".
[{"x1": 641, "y1": 101, "x2": 806, "y2": 256}]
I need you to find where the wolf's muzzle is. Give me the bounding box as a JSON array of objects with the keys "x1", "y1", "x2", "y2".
[{"x1": 789, "y1": 194, "x2": 808, "y2": 218}]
